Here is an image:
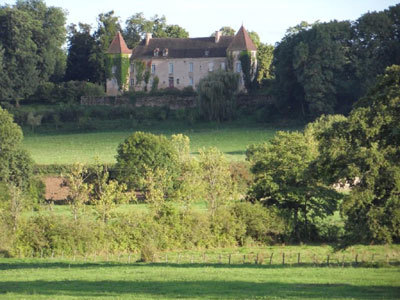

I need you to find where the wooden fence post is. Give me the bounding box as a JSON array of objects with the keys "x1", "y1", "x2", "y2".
[
  {"x1": 269, "y1": 253, "x2": 274, "y2": 265},
  {"x1": 165, "y1": 254, "x2": 168, "y2": 263},
  {"x1": 355, "y1": 254, "x2": 358, "y2": 266},
  {"x1": 243, "y1": 255, "x2": 246, "y2": 264},
  {"x1": 327, "y1": 255, "x2": 330, "y2": 267},
  {"x1": 128, "y1": 253, "x2": 131, "y2": 263},
  {"x1": 297, "y1": 253, "x2": 300, "y2": 264},
  {"x1": 229, "y1": 254, "x2": 232, "y2": 265},
  {"x1": 256, "y1": 253, "x2": 259, "y2": 265},
  {"x1": 282, "y1": 253, "x2": 285, "y2": 265}
]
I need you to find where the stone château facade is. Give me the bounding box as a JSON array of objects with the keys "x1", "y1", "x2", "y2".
[{"x1": 106, "y1": 26, "x2": 257, "y2": 96}]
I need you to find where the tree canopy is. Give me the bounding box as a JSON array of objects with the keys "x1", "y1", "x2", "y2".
[
  {"x1": 272, "y1": 4, "x2": 400, "y2": 119},
  {"x1": 317, "y1": 65, "x2": 400, "y2": 244},
  {"x1": 0, "y1": 0, "x2": 66, "y2": 102}
]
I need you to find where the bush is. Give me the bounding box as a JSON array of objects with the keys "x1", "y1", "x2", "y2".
[
  {"x1": 231, "y1": 202, "x2": 285, "y2": 245},
  {"x1": 31, "y1": 81, "x2": 105, "y2": 104},
  {"x1": 115, "y1": 132, "x2": 179, "y2": 190}
]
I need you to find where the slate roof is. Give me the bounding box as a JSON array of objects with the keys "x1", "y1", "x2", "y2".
[
  {"x1": 108, "y1": 32, "x2": 132, "y2": 54},
  {"x1": 132, "y1": 36, "x2": 234, "y2": 59}
]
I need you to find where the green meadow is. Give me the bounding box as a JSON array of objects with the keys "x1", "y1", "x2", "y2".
[
  {"x1": 0, "y1": 257, "x2": 399, "y2": 299},
  {"x1": 21, "y1": 120, "x2": 286, "y2": 164}
]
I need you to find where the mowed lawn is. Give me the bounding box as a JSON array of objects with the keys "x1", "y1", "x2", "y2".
[
  {"x1": 0, "y1": 258, "x2": 399, "y2": 299},
  {"x1": 22, "y1": 121, "x2": 285, "y2": 164}
]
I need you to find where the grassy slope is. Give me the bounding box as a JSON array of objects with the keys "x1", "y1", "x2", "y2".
[
  {"x1": 0, "y1": 258, "x2": 399, "y2": 299},
  {"x1": 21, "y1": 120, "x2": 290, "y2": 164}
]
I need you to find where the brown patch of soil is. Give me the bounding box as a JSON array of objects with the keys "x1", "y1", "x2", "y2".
[{"x1": 44, "y1": 177, "x2": 70, "y2": 201}]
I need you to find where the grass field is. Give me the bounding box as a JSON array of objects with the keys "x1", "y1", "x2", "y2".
[
  {"x1": 0, "y1": 257, "x2": 399, "y2": 299},
  {"x1": 21, "y1": 119, "x2": 292, "y2": 164}
]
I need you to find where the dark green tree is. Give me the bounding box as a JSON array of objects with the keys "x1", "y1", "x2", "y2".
[
  {"x1": 0, "y1": 106, "x2": 33, "y2": 188},
  {"x1": 273, "y1": 20, "x2": 356, "y2": 118},
  {"x1": 197, "y1": 70, "x2": 240, "y2": 122},
  {"x1": 317, "y1": 65, "x2": 400, "y2": 244},
  {"x1": 0, "y1": 0, "x2": 66, "y2": 102},
  {"x1": 65, "y1": 23, "x2": 100, "y2": 83},
  {"x1": 247, "y1": 127, "x2": 342, "y2": 242},
  {"x1": 354, "y1": 4, "x2": 400, "y2": 96}
]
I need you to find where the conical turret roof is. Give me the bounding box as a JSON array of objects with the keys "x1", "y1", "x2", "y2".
[
  {"x1": 227, "y1": 25, "x2": 257, "y2": 52},
  {"x1": 107, "y1": 32, "x2": 132, "y2": 54}
]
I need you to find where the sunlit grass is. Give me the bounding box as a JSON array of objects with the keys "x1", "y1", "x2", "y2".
[{"x1": 22, "y1": 120, "x2": 291, "y2": 164}]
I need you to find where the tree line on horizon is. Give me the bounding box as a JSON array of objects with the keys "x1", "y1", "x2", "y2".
[{"x1": 1, "y1": 0, "x2": 398, "y2": 121}]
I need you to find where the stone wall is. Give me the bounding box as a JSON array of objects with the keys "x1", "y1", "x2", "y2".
[{"x1": 81, "y1": 94, "x2": 273, "y2": 110}]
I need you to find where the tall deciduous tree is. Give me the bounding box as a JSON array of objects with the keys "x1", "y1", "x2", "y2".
[
  {"x1": 199, "y1": 148, "x2": 237, "y2": 219},
  {"x1": 65, "y1": 23, "x2": 100, "y2": 83},
  {"x1": 273, "y1": 20, "x2": 356, "y2": 118},
  {"x1": 247, "y1": 127, "x2": 342, "y2": 242},
  {"x1": 0, "y1": 0, "x2": 66, "y2": 102},
  {"x1": 317, "y1": 65, "x2": 400, "y2": 244}
]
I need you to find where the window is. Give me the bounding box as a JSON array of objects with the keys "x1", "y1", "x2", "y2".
[
  {"x1": 130, "y1": 64, "x2": 134, "y2": 73},
  {"x1": 153, "y1": 48, "x2": 159, "y2": 56},
  {"x1": 208, "y1": 62, "x2": 214, "y2": 72},
  {"x1": 204, "y1": 50, "x2": 209, "y2": 56},
  {"x1": 189, "y1": 77, "x2": 194, "y2": 86},
  {"x1": 111, "y1": 65, "x2": 116, "y2": 74},
  {"x1": 151, "y1": 64, "x2": 156, "y2": 74},
  {"x1": 220, "y1": 62, "x2": 226, "y2": 70},
  {"x1": 236, "y1": 61, "x2": 242, "y2": 73},
  {"x1": 189, "y1": 62, "x2": 193, "y2": 73},
  {"x1": 163, "y1": 48, "x2": 168, "y2": 56},
  {"x1": 176, "y1": 78, "x2": 180, "y2": 85},
  {"x1": 130, "y1": 79, "x2": 134, "y2": 86},
  {"x1": 169, "y1": 63, "x2": 174, "y2": 74}
]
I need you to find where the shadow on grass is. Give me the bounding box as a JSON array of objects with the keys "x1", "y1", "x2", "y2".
[
  {"x1": 0, "y1": 279, "x2": 398, "y2": 299},
  {"x1": 1, "y1": 261, "x2": 398, "y2": 271}
]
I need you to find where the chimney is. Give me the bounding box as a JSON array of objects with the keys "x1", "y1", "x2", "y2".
[
  {"x1": 145, "y1": 33, "x2": 152, "y2": 46},
  {"x1": 215, "y1": 31, "x2": 222, "y2": 43}
]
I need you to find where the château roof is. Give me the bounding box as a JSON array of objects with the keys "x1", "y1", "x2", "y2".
[
  {"x1": 132, "y1": 36, "x2": 234, "y2": 59},
  {"x1": 108, "y1": 32, "x2": 132, "y2": 54},
  {"x1": 107, "y1": 26, "x2": 257, "y2": 59},
  {"x1": 227, "y1": 26, "x2": 257, "y2": 52}
]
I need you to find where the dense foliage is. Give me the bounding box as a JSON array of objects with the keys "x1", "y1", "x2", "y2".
[
  {"x1": 197, "y1": 70, "x2": 240, "y2": 121},
  {"x1": 246, "y1": 127, "x2": 342, "y2": 242},
  {"x1": 115, "y1": 132, "x2": 179, "y2": 190},
  {"x1": 317, "y1": 65, "x2": 400, "y2": 244},
  {"x1": 272, "y1": 4, "x2": 400, "y2": 119},
  {"x1": 0, "y1": 0, "x2": 66, "y2": 102}
]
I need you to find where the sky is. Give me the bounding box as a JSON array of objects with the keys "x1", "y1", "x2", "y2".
[{"x1": 2, "y1": 0, "x2": 399, "y2": 44}]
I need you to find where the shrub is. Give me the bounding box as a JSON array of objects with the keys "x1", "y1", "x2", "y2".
[
  {"x1": 115, "y1": 132, "x2": 179, "y2": 191},
  {"x1": 231, "y1": 202, "x2": 285, "y2": 245}
]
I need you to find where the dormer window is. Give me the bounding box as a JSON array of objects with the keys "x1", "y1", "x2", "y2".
[
  {"x1": 163, "y1": 48, "x2": 169, "y2": 56},
  {"x1": 153, "y1": 48, "x2": 159, "y2": 57},
  {"x1": 204, "y1": 50, "x2": 209, "y2": 56}
]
